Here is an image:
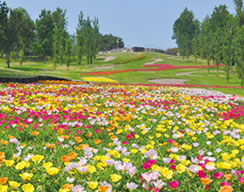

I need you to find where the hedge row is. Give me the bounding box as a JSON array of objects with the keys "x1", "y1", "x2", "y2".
[{"x1": 0, "y1": 76, "x2": 71, "y2": 83}]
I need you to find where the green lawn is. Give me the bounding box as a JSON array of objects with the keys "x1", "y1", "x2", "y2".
[{"x1": 0, "y1": 52, "x2": 244, "y2": 96}]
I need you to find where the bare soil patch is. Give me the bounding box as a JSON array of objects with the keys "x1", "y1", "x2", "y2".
[
  {"x1": 148, "y1": 79, "x2": 188, "y2": 84},
  {"x1": 93, "y1": 65, "x2": 115, "y2": 70},
  {"x1": 97, "y1": 56, "x2": 116, "y2": 62},
  {"x1": 176, "y1": 71, "x2": 201, "y2": 77},
  {"x1": 145, "y1": 58, "x2": 163, "y2": 65}
]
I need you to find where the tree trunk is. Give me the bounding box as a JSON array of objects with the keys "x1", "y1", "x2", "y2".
[{"x1": 6, "y1": 52, "x2": 10, "y2": 68}]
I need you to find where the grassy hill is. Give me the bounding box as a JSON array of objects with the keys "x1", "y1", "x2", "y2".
[{"x1": 0, "y1": 52, "x2": 244, "y2": 96}]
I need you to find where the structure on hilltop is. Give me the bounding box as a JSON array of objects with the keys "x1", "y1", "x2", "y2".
[{"x1": 98, "y1": 47, "x2": 165, "y2": 54}]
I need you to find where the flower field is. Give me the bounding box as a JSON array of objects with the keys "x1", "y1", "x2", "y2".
[{"x1": 0, "y1": 82, "x2": 243, "y2": 192}]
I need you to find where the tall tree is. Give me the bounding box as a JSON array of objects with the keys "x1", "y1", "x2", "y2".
[
  {"x1": 233, "y1": 25, "x2": 244, "y2": 86},
  {"x1": 34, "y1": 9, "x2": 54, "y2": 61},
  {"x1": 233, "y1": 0, "x2": 244, "y2": 25},
  {"x1": 92, "y1": 17, "x2": 100, "y2": 60},
  {"x1": 0, "y1": 1, "x2": 8, "y2": 53},
  {"x1": 172, "y1": 8, "x2": 199, "y2": 58},
  {"x1": 0, "y1": 3, "x2": 27, "y2": 68},
  {"x1": 209, "y1": 5, "x2": 232, "y2": 75},
  {"x1": 76, "y1": 11, "x2": 85, "y2": 65},
  {"x1": 64, "y1": 37, "x2": 72, "y2": 70},
  {"x1": 52, "y1": 8, "x2": 68, "y2": 65},
  {"x1": 13, "y1": 7, "x2": 35, "y2": 65}
]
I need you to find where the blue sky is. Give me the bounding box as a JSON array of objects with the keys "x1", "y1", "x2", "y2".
[{"x1": 5, "y1": 0, "x2": 235, "y2": 49}]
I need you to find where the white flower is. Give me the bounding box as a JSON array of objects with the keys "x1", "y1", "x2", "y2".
[
  {"x1": 126, "y1": 182, "x2": 138, "y2": 190},
  {"x1": 66, "y1": 177, "x2": 75, "y2": 183}
]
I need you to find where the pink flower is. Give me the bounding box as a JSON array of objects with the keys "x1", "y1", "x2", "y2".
[
  {"x1": 238, "y1": 177, "x2": 244, "y2": 184},
  {"x1": 122, "y1": 141, "x2": 129, "y2": 145},
  {"x1": 213, "y1": 172, "x2": 224, "y2": 180},
  {"x1": 169, "y1": 159, "x2": 176, "y2": 164},
  {"x1": 142, "y1": 162, "x2": 152, "y2": 170},
  {"x1": 146, "y1": 159, "x2": 157, "y2": 165},
  {"x1": 198, "y1": 163, "x2": 206, "y2": 169},
  {"x1": 170, "y1": 165, "x2": 176, "y2": 170},
  {"x1": 197, "y1": 170, "x2": 207, "y2": 178},
  {"x1": 220, "y1": 181, "x2": 231, "y2": 186},
  {"x1": 169, "y1": 181, "x2": 179, "y2": 189},
  {"x1": 205, "y1": 185, "x2": 210, "y2": 190},
  {"x1": 126, "y1": 134, "x2": 133, "y2": 140},
  {"x1": 197, "y1": 155, "x2": 203, "y2": 160}
]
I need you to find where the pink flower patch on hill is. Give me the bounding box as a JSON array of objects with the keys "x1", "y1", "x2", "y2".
[{"x1": 81, "y1": 64, "x2": 225, "y2": 75}]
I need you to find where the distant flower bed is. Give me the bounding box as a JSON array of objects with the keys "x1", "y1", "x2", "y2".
[
  {"x1": 82, "y1": 77, "x2": 118, "y2": 84},
  {"x1": 0, "y1": 82, "x2": 243, "y2": 191},
  {"x1": 81, "y1": 63, "x2": 225, "y2": 76}
]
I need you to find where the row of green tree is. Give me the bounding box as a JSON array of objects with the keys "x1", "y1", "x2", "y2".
[
  {"x1": 0, "y1": 1, "x2": 124, "y2": 68},
  {"x1": 172, "y1": 0, "x2": 244, "y2": 86}
]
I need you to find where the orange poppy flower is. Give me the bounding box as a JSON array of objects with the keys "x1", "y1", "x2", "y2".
[
  {"x1": 68, "y1": 152, "x2": 78, "y2": 159},
  {"x1": 166, "y1": 149, "x2": 171, "y2": 152},
  {"x1": 87, "y1": 133, "x2": 93, "y2": 138},
  {"x1": 0, "y1": 152, "x2": 5, "y2": 161},
  {"x1": 224, "y1": 174, "x2": 232, "y2": 180},
  {"x1": 0, "y1": 140, "x2": 8, "y2": 145},
  {"x1": 99, "y1": 127, "x2": 105, "y2": 131},
  {"x1": 0, "y1": 177, "x2": 8, "y2": 185},
  {"x1": 63, "y1": 135, "x2": 69, "y2": 140},
  {"x1": 111, "y1": 136, "x2": 117, "y2": 140},
  {"x1": 74, "y1": 136, "x2": 83, "y2": 143},
  {"x1": 94, "y1": 139, "x2": 101, "y2": 145},
  {"x1": 200, "y1": 177, "x2": 213, "y2": 185},
  {"x1": 110, "y1": 133, "x2": 115, "y2": 137},
  {"x1": 98, "y1": 185, "x2": 110, "y2": 192},
  {"x1": 80, "y1": 144, "x2": 89, "y2": 150},
  {"x1": 62, "y1": 184, "x2": 74, "y2": 190},
  {"x1": 46, "y1": 143, "x2": 55, "y2": 149},
  {"x1": 32, "y1": 131, "x2": 40, "y2": 136},
  {"x1": 218, "y1": 186, "x2": 233, "y2": 192},
  {"x1": 61, "y1": 155, "x2": 71, "y2": 162},
  {"x1": 74, "y1": 146, "x2": 80, "y2": 150},
  {"x1": 57, "y1": 129, "x2": 64, "y2": 135}
]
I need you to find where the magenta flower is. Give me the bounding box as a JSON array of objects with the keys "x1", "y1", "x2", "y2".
[
  {"x1": 170, "y1": 165, "x2": 176, "y2": 170},
  {"x1": 238, "y1": 177, "x2": 244, "y2": 184},
  {"x1": 146, "y1": 159, "x2": 157, "y2": 165},
  {"x1": 122, "y1": 141, "x2": 129, "y2": 145},
  {"x1": 126, "y1": 134, "x2": 133, "y2": 140},
  {"x1": 169, "y1": 181, "x2": 179, "y2": 189},
  {"x1": 142, "y1": 162, "x2": 152, "y2": 170},
  {"x1": 213, "y1": 172, "x2": 224, "y2": 180},
  {"x1": 197, "y1": 170, "x2": 207, "y2": 178},
  {"x1": 220, "y1": 181, "x2": 231, "y2": 186}
]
